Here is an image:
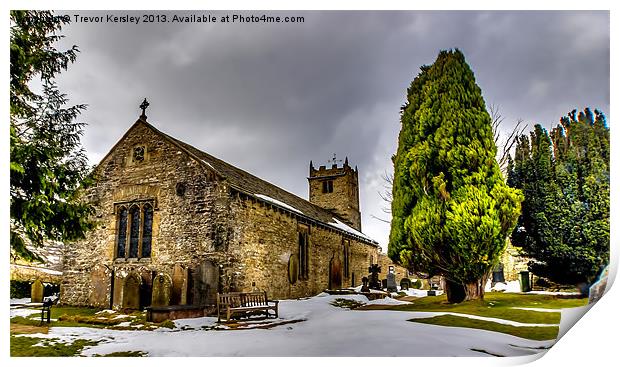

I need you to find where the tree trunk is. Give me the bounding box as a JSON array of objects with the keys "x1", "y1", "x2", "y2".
[{"x1": 445, "y1": 277, "x2": 487, "y2": 303}]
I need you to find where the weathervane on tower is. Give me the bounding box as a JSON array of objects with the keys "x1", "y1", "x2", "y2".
[
  {"x1": 139, "y1": 98, "x2": 150, "y2": 120},
  {"x1": 328, "y1": 153, "x2": 343, "y2": 166}
]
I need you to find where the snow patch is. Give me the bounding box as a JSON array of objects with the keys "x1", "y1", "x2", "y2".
[{"x1": 328, "y1": 218, "x2": 374, "y2": 242}]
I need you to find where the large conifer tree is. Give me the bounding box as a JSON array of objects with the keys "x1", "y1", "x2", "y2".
[
  {"x1": 389, "y1": 49, "x2": 523, "y2": 302},
  {"x1": 509, "y1": 109, "x2": 609, "y2": 292},
  {"x1": 10, "y1": 11, "x2": 94, "y2": 261}
]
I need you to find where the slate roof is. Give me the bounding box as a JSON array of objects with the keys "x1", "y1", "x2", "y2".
[{"x1": 141, "y1": 120, "x2": 378, "y2": 246}]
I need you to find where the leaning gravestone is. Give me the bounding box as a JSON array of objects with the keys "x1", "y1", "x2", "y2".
[
  {"x1": 31, "y1": 279, "x2": 44, "y2": 303},
  {"x1": 386, "y1": 273, "x2": 398, "y2": 292},
  {"x1": 151, "y1": 273, "x2": 172, "y2": 307}
]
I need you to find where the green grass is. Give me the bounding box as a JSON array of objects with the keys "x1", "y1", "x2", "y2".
[
  {"x1": 11, "y1": 306, "x2": 168, "y2": 331},
  {"x1": 10, "y1": 335, "x2": 99, "y2": 357},
  {"x1": 381, "y1": 292, "x2": 587, "y2": 324},
  {"x1": 410, "y1": 314, "x2": 559, "y2": 341}
]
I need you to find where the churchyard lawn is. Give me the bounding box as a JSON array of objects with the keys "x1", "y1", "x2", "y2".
[{"x1": 10, "y1": 291, "x2": 588, "y2": 357}]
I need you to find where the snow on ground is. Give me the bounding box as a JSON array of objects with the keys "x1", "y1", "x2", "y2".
[
  {"x1": 13, "y1": 294, "x2": 555, "y2": 357},
  {"x1": 400, "y1": 288, "x2": 430, "y2": 297},
  {"x1": 366, "y1": 297, "x2": 411, "y2": 305},
  {"x1": 10, "y1": 298, "x2": 30, "y2": 305},
  {"x1": 10, "y1": 307, "x2": 40, "y2": 319}
]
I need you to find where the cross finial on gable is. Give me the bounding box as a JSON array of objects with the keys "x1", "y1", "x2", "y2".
[{"x1": 139, "y1": 98, "x2": 150, "y2": 120}]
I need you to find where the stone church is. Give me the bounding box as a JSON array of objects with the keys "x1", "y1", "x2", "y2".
[{"x1": 61, "y1": 106, "x2": 406, "y2": 310}]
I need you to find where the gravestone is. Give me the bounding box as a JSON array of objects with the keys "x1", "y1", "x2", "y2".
[
  {"x1": 112, "y1": 272, "x2": 124, "y2": 309},
  {"x1": 381, "y1": 279, "x2": 388, "y2": 290},
  {"x1": 361, "y1": 277, "x2": 370, "y2": 293},
  {"x1": 171, "y1": 264, "x2": 189, "y2": 305},
  {"x1": 31, "y1": 279, "x2": 44, "y2": 303},
  {"x1": 368, "y1": 264, "x2": 382, "y2": 290},
  {"x1": 400, "y1": 278, "x2": 411, "y2": 290},
  {"x1": 386, "y1": 273, "x2": 398, "y2": 292},
  {"x1": 122, "y1": 272, "x2": 142, "y2": 310},
  {"x1": 90, "y1": 264, "x2": 111, "y2": 308},
  {"x1": 151, "y1": 273, "x2": 172, "y2": 307},
  {"x1": 190, "y1": 260, "x2": 219, "y2": 306}
]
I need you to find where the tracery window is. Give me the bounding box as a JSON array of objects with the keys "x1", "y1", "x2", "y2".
[{"x1": 115, "y1": 201, "x2": 154, "y2": 259}]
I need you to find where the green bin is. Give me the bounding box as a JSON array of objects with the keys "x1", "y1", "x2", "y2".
[{"x1": 519, "y1": 271, "x2": 531, "y2": 292}]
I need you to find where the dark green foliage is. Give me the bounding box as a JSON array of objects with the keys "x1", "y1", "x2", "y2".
[
  {"x1": 10, "y1": 11, "x2": 94, "y2": 261},
  {"x1": 508, "y1": 108, "x2": 609, "y2": 286},
  {"x1": 412, "y1": 279, "x2": 422, "y2": 289},
  {"x1": 10, "y1": 280, "x2": 32, "y2": 298},
  {"x1": 388, "y1": 49, "x2": 522, "y2": 298}
]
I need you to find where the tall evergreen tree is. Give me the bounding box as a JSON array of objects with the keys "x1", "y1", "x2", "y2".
[
  {"x1": 10, "y1": 11, "x2": 94, "y2": 261},
  {"x1": 389, "y1": 49, "x2": 523, "y2": 303},
  {"x1": 509, "y1": 109, "x2": 609, "y2": 291}
]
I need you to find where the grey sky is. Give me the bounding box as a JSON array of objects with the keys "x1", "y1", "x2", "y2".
[{"x1": 54, "y1": 10, "x2": 610, "y2": 251}]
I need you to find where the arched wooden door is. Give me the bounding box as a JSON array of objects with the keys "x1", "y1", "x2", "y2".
[{"x1": 329, "y1": 256, "x2": 342, "y2": 290}]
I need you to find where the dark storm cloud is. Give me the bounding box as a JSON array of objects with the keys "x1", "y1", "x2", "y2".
[{"x1": 54, "y1": 10, "x2": 609, "y2": 248}]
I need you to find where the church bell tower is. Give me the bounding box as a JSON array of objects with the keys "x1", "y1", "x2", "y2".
[{"x1": 308, "y1": 155, "x2": 361, "y2": 231}]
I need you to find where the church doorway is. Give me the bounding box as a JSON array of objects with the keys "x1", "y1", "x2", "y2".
[{"x1": 329, "y1": 256, "x2": 342, "y2": 290}]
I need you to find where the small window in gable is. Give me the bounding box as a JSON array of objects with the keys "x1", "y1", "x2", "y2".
[{"x1": 133, "y1": 146, "x2": 145, "y2": 162}]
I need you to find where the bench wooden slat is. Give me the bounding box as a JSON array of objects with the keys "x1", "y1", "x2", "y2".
[{"x1": 217, "y1": 291, "x2": 279, "y2": 323}]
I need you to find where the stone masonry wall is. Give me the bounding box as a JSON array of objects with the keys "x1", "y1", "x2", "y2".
[
  {"x1": 227, "y1": 194, "x2": 380, "y2": 300},
  {"x1": 377, "y1": 253, "x2": 409, "y2": 285},
  {"x1": 61, "y1": 121, "x2": 231, "y2": 307}
]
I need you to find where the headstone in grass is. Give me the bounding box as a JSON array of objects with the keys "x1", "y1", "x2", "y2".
[
  {"x1": 387, "y1": 273, "x2": 397, "y2": 292},
  {"x1": 400, "y1": 278, "x2": 411, "y2": 290},
  {"x1": 31, "y1": 279, "x2": 44, "y2": 303},
  {"x1": 151, "y1": 273, "x2": 172, "y2": 307}
]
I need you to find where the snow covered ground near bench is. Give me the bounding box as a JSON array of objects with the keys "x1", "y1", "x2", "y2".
[{"x1": 15, "y1": 293, "x2": 558, "y2": 357}]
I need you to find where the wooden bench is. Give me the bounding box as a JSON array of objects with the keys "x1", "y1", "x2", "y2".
[{"x1": 217, "y1": 291, "x2": 279, "y2": 323}]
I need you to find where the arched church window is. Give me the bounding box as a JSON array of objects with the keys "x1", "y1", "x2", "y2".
[{"x1": 114, "y1": 200, "x2": 154, "y2": 260}]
